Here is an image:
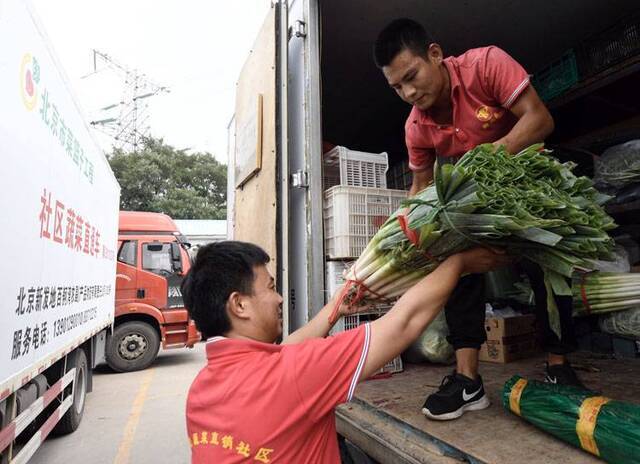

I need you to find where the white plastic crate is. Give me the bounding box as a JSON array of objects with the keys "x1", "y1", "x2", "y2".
[
  {"x1": 323, "y1": 146, "x2": 389, "y2": 190},
  {"x1": 324, "y1": 185, "x2": 408, "y2": 259},
  {"x1": 331, "y1": 308, "x2": 403, "y2": 375}
]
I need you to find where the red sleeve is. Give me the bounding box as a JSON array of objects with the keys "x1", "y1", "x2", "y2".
[
  {"x1": 407, "y1": 144, "x2": 436, "y2": 172},
  {"x1": 481, "y1": 46, "x2": 530, "y2": 109},
  {"x1": 286, "y1": 324, "x2": 370, "y2": 422}
]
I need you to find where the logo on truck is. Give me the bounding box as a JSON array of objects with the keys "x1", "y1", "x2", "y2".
[
  {"x1": 20, "y1": 53, "x2": 39, "y2": 111},
  {"x1": 19, "y1": 52, "x2": 96, "y2": 184}
]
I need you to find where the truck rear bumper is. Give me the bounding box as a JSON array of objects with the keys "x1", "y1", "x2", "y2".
[{"x1": 186, "y1": 320, "x2": 201, "y2": 347}]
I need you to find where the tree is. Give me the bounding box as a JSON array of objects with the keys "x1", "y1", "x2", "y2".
[{"x1": 108, "y1": 137, "x2": 227, "y2": 219}]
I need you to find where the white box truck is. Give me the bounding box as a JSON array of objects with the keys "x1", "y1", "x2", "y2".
[
  {"x1": 0, "y1": 1, "x2": 120, "y2": 461},
  {"x1": 229, "y1": 1, "x2": 639, "y2": 462}
]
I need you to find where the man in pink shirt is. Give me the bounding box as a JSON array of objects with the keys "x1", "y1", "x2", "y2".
[
  {"x1": 182, "y1": 241, "x2": 508, "y2": 463},
  {"x1": 374, "y1": 19, "x2": 585, "y2": 421}
]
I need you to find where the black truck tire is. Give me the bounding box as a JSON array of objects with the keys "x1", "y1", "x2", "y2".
[
  {"x1": 53, "y1": 348, "x2": 88, "y2": 435},
  {"x1": 106, "y1": 321, "x2": 160, "y2": 372}
]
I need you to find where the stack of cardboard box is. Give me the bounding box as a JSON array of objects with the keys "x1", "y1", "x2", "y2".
[{"x1": 479, "y1": 314, "x2": 539, "y2": 363}]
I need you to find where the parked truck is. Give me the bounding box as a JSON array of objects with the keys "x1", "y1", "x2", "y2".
[
  {"x1": 0, "y1": 0, "x2": 120, "y2": 461},
  {"x1": 109, "y1": 211, "x2": 200, "y2": 372},
  {"x1": 229, "y1": 1, "x2": 639, "y2": 463}
]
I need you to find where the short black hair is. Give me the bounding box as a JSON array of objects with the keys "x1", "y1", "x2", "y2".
[
  {"x1": 181, "y1": 241, "x2": 270, "y2": 339},
  {"x1": 373, "y1": 18, "x2": 434, "y2": 68}
]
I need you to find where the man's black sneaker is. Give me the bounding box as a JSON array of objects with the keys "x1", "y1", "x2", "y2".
[
  {"x1": 421, "y1": 372, "x2": 490, "y2": 421},
  {"x1": 545, "y1": 362, "x2": 588, "y2": 390}
]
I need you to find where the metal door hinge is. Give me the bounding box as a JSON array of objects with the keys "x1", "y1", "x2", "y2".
[
  {"x1": 290, "y1": 20, "x2": 306, "y2": 39},
  {"x1": 291, "y1": 170, "x2": 309, "y2": 188}
]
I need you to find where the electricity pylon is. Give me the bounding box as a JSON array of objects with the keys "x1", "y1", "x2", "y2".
[{"x1": 84, "y1": 49, "x2": 169, "y2": 152}]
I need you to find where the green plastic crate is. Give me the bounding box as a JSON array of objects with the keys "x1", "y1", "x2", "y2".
[{"x1": 531, "y1": 50, "x2": 579, "y2": 101}]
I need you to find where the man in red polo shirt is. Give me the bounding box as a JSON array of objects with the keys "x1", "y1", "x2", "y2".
[
  {"x1": 182, "y1": 240, "x2": 508, "y2": 463},
  {"x1": 374, "y1": 18, "x2": 586, "y2": 421}
]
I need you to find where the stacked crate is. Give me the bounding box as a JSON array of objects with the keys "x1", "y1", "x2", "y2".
[
  {"x1": 323, "y1": 146, "x2": 406, "y2": 374},
  {"x1": 323, "y1": 146, "x2": 407, "y2": 260}
]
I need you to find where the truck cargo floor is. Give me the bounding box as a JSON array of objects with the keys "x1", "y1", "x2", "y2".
[{"x1": 336, "y1": 353, "x2": 639, "y2": 464}]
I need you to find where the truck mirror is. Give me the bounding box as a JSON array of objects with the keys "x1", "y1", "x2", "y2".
[
  {"x1": 171, "y1": 242, "x2": 183, "y2": 273},
  {"x1": 170, "y1": 242, "x2": 181, "y2": 261}
]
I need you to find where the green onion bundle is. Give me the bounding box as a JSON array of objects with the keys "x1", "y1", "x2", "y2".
[
  {"x1": 330, "y1": 144, "x2": 617, "y2": 337},
  {"x1": 573, "y1": 272, "x2": 640, "y2": 316},
  {"x1": 503, "y1": 375, "x2": 640, "y2": 464}
]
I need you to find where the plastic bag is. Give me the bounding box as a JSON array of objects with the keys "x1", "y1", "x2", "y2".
[
  {"x1": 403, "y1": 311, "x2": 454, "y2": 364},
  {"x1": 594, "y1": 140, "x2": 640, "y2": 188},
  {"x1": 588, "y1": 245, "x2": 631, "y2": 273},
  {"x1": 599, "y1": 306, "x2": 640, "y2": 338},
  {"x1": 607, "y1": 182, "x2": 640, "y2": 205}
]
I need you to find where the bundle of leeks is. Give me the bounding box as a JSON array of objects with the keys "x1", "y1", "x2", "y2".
[
  {"x1": 330, "y1": 143, "x2": 616, "y2": 337},
  {"x1": 573, "y1": 272, "x2": 640, "y2": 316}
]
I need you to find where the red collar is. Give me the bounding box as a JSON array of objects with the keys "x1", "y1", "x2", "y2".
[{"x1": 205, "y1": 336, "x2": 280, "y2": 361}]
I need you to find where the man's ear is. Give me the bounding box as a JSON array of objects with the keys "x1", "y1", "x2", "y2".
[
  {"x1": 427, "y1": 43, "x2": 443, "y2": 64},
  {"x1": 227, "y1": 291, "x2": 250, "y2": 320}
]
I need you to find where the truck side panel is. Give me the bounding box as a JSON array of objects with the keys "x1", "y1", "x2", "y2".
[{"x1": 0, "y1": 0, "x2": 120, "y2": 397}]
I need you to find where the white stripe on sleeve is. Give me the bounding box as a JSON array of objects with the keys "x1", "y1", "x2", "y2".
[
  {"x1": 347, "y1": 323, "x2": 371, "y2": 401},
  {"x1": 504, "y1": 77, "x2": 530, "y2": 108}
]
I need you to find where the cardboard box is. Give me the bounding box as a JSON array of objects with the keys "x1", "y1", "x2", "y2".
[
  {"x1": 484, "y1": 314, "x2": 536, "y2": 340},
  {"x1": 479, "y1": 314, "x2": 539, "y2": 363},
  {"x1": 479, "y1": 333, "x2": 539, "y2": 363}
]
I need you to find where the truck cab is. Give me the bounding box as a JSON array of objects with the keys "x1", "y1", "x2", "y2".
[{"x1": 108, "y1": 211, "x2": 200, "y2": 372}]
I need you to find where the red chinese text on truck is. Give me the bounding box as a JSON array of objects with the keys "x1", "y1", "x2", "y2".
[{"x1": 106, "y1": 211, "x2": 200, "y2": 372}]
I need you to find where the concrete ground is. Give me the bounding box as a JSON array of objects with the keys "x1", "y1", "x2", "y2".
[{"x1": 31, "y1": 343, "x2": 206, "y2": 464}]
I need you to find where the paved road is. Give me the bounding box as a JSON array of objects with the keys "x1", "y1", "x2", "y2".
[{"x1": 32, "y1": 343, "x2": 206, "y2": 464}]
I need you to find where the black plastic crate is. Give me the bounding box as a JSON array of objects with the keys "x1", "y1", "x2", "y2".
[
  {"x1": 531, "y1": 51, "x2": 579, "y2": 101},
  {"x1": 576, "y1": 13, "x2": 640, "y2": 78}
]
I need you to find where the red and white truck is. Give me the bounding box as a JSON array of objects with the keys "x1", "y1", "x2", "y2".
[{"x1": 0, "y1": 0, "x2": 120, "y2": 460}]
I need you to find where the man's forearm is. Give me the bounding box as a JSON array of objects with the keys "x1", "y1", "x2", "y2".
[
  {"x1": 409, "y1": 167, "x2": 434, "y2": 197},
  {"x1": 494, "y1": 114, "x2": 549, "y2": 153},
  {"x1": 360, "y1": 255, "x2": 465, "y2": 379},
  {"x1": 494, "y1": 97, "x2": 554, "y2": 154},
  {"x1": 281, "y1": 301, "x2": 337, "y2": 344},
  {"x1": 380, "y1": 255, "x2": 463, "y2": 339}
]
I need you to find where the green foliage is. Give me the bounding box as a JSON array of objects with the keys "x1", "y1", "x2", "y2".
[{"x1": 108, "y1": 137, "x2": 226, "y2": 219}]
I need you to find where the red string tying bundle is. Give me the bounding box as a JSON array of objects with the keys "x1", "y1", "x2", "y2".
[
  {"x1": 397, "y1": 210, "x2": 437, "y2": 263},
  {"x1": 327, "y1": 261, "x2": 389, "y2": 324},
  {"x1": 328, "y1": 210, "x2": 431, "y2": 324}
]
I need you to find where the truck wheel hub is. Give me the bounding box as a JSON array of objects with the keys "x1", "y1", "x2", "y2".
[{"x1": 119, "y1": 333, "x2": 148, "y2": 360}]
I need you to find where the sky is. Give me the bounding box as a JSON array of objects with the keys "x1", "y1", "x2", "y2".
[{"x1": 31, "y1": 0, "x2": 271, "y2": 163}]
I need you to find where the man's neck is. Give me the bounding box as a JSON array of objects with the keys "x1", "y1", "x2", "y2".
[
  {"x1": 428, "y1": 65, "x2": 453, "y2": 124},
  {"x1": 224, "y1": 328, "x2": 274, "y2": 344}
]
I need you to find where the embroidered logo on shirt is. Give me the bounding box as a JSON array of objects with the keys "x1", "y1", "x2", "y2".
[
  {"x1": 477, "y1": 106, "x2": 505, "y2": 129},
  {"x1": 475, "y1": 105, "x2": 492, "y2": 122}
]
